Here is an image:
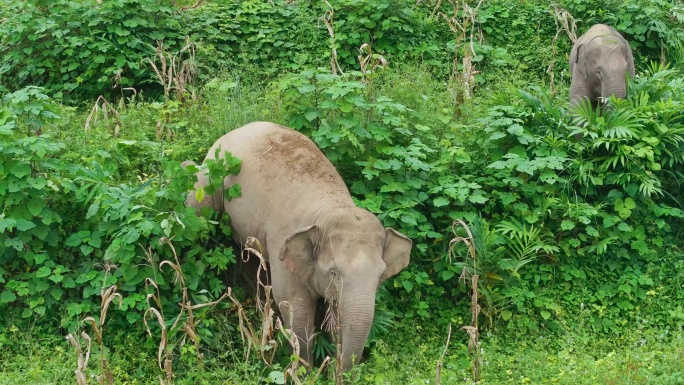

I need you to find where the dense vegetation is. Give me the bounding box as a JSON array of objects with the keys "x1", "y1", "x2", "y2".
[{"x1": 1, "y1": 0, "x2": 684, "y2": 384}]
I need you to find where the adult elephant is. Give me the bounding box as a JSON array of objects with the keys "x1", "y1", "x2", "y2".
[
  {"x1": 569, "y1": 24, "x2": 635, "y2": 111},
  {"x1": 182, "y1": 122, "x2": 412, "y2": 372}
]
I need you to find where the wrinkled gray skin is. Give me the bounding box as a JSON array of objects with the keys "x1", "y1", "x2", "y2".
[
  {"x1": 183, "y1": 122, "x2": 412, "y2": 372},
  {"x1": 569, "y1": 24, "x2": 635, "y2": 111}
]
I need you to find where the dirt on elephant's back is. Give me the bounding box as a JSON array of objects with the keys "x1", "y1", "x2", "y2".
[{"x1": 259, "y1": 129, "x2": 346, "y2": 189}]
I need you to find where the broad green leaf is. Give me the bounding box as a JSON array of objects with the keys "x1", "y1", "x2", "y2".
[
  {"x1": 540, "y1": 310, "x2": 551, "y2": 320},
  {"x1": 623, "y1": 197, "x2": 636, "y2": 210},
  {"x1": 122, "y1": 228, "x2": 141, "y2": 244},
  {"x1": 585, "y1": 226, "x2": 599, "y2": 237},
  {"x1": 34, "y1": 280, "x2": 49, "y2": 292},
  {"x1": 10, "y1": 163, "x2": 31, "y2": 178},
  {"x1": 338, "y1": 101, "x2": 353, "y2": 113},
  {"x1": 560, "y1": 220, "x2": 575, "y2": 231},
  {"x1": 304, "y1": 110, "x2": 319, "y2": 122},
  {"x1": 50, "y1": 288, "x2": 64, "y2": 300},
  {"x1": 86, "y1": 202, "x2": 99, "y2": 219},
  {"x1": 122, "y1": 265, "x2": 139, "y2": 281},
  {"x1": 36, "y1": 266, "x2": 51, "y2": 278},
  {"x1": 0, "y1": 217, "x2": 16, "y2": 232},
  {"x1": 27, "y1": 200, "x2": 46, "y2": 216},
  {"x1": 225, "y1": 184, "x2": 241, "y2": 200},
  {"x1": 468, "y1": 193, "x2": 488, "y2": 204},
  {"x1": 268, "y1": 371, "x2": 285, "y2": 385},
  {"x1": 15, "y1": 219, "x2": 36, "y2": 231},
  {"x1": 49, "y1": 274, "x2": 64, "y2": 283},
  {"x1": 433, "y1": 197, "x2": 449, "y2": 207},
  {"x1": 218, "y1": 81, "x2": 237, "y2": 92},
  {"x1": 0, "y1": 290, "x2": 16, "y2": 303},
  {"x1": 402, "y1": 280, "x2": 413, "y2": 293},
  {"x1": 65, "y1": 233, "x2": 83, "y2": 247},
  {"x1": 80, "y1": 245, "x2": 94, "y2": 256},
  {"x1": 618, "y1": 222, "x2": 632, "y2": 232}
]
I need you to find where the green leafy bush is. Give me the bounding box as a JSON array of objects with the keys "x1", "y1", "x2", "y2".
[
  {"x1": 0, "y1": 0, "x2": 186, "y2": 101},
  {"x1": 563, "y1": 0, "x2": 684, "y2": 65},
  {"x1": 0, "y1": 88, "x2": 64, "y2": 317},
  {"x1": 271, "y1": 63, "x2": 684, "y2": 333},
  {"x1": 0, "y1": 87, "x2": 240, "y2": 328},
  {"x1": 185, "y1": 0, "x2": 326, "y2": 74}
]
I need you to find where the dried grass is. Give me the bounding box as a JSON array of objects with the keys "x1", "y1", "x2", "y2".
[
  {"x1": 320, "y1": 1, "x2": 344, "y2": 75},
  {"x1": 548, "y1": 4, "x2": 578, "y2": 94},
  {"x1": 439, "y1": 0, "x2": 484, "y2": 103},
  {"x1": 142, "y1": 238, "x2": 229, "y2": 385},
  {"x1": 143, "y1": 37, "x2": 197, "y2": 140},
  {"x1": 448, "y1": 219, "x2": 482, "y2": 383},
  {"x1": 84, "y1": 95, "x2": 123, "y2": 136},
  {"x1": 143, "y1": 37, "x2": 197, "y2": 104},
  {"x1": 66, "y1": 285, "x2": 122, "y2": 385},
  {"x1": 67, "y1": 234, "x2": 335, "y2": 384},
  {"x1": 357, "y1": 43, "x2": 388, "y2": 87}
]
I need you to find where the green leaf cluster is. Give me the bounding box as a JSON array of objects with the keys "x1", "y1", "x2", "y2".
[
  {"x1": 0, "y1": 87, "x2": 239, "y2": 327},
  {"x1": 0, "y1": 0, "x2": 186, "y2": 101}
]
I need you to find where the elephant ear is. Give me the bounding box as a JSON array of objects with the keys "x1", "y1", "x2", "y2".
[
  {"x1": 621, "y1": 43, "x2": 636, "y2": 78},
  {"x1": 280, "y1": 225, "x2": 320, "y2": 279},
  {"x1": 380, "y1": 228, "x2": 412, "y2": 282},
  {"x1": 574, "y1": 44, "x2": 589, "y2": 80}
]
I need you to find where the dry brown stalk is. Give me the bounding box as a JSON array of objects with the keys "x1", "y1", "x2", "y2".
[
  {"x1": 66, "y1": 332, "x2": 92, "y2": 385},
  {"x1": 177, "y1": 0, "x2": 204, "y2": 10},
  {"x1": 548, "y1": 4, "x2": 578, "y2": 94},
  {"x1": 439, "y1": 0, "x2": 484, "y2": 103},
  {"x1": 449, "y1": 219, "x2": 482, "y2": 383},
  {"x1": 67, "y1": 284, "x2": 122, "y2": 385},
  {"x1": 435, "y1": 324, "x2": 452, "y2": 385},
  {"x1": 143, "y1": 37, "x2": 197, "y2": 140},
  {"x1": 235, "y1": 237, "x2": 280, "y2": 365},
  {"x1": 357, "y1": 43, "x2": 389, "y2": 85},
  {"x1": 143, "y1": 238, "x2": 229, "y2": 385},
  {"x1": 143, "y1": 37, "x2": 197, "y2": 104},
  {"x1": 84, "y1": 95, "x2": 123, "y2": 136},
  {"x1": 320, "y1": 1, "x2": 344, "y2": 75}
]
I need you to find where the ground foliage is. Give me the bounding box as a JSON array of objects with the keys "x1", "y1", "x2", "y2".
[
  {"x1": 1, "y1": 0, "x2": 684, "y2": 383},
  {"x1": 2, "y1": 0, "x2": 682, "y2": 100}
]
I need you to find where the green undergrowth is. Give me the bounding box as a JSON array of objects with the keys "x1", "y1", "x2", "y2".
[
  {"x1": 2, "y1": 1, "x2": 684, "y2": 379},
  {"x1": 1, "y1": 323, "x2": 682, "y2": 384}
]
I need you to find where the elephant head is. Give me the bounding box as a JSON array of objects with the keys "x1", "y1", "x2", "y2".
[
  {"x1": 279, "y1": 206, "x2": 411, "y2": 371},
  {"x1": 569, "y1": 24, "x2": 635, "y2": 111}
]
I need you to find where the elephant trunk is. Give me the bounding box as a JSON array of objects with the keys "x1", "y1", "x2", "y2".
[
  {"x1": 338, "y1": 287, "x2": 376, "y2": 372},
  {"x1": 600, "y1": 78, "x2": 627, "y2": 102}
]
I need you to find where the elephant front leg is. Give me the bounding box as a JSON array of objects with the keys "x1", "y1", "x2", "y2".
[{"x1": 277, "y1": 293, "x2": 316, "y2": 367}]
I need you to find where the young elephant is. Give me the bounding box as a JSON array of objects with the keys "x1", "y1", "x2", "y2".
[
  {"x1": 183, "y1": 122, "x2": 412, "y2": 372},
  {"x1": 569, "y1": 24, "x2": 635, "y2": 111}
]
